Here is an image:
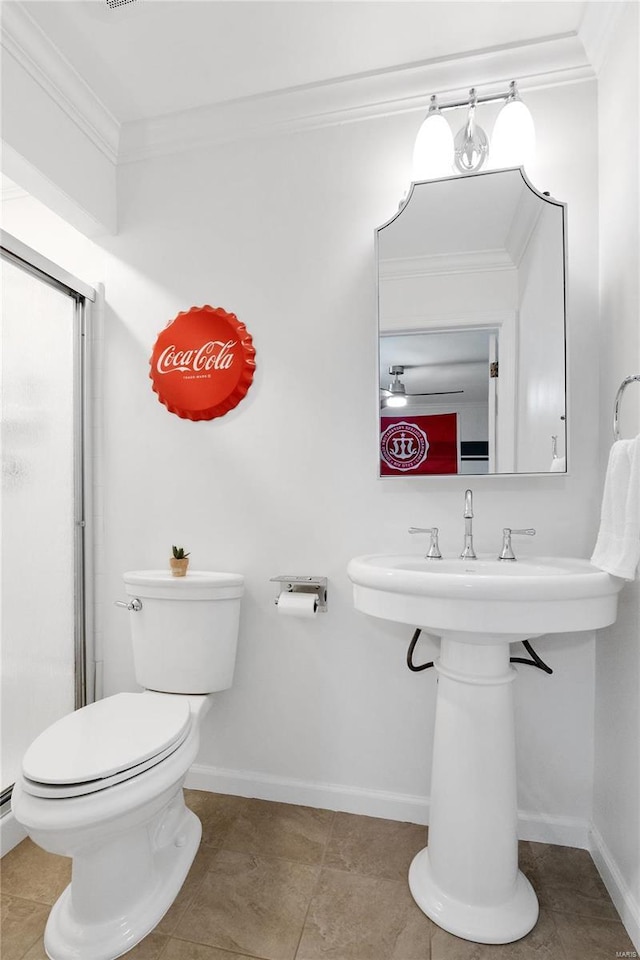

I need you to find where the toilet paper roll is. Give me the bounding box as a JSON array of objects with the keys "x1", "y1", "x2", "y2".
[{"x1": 276, "y1": 591, "x2": 318, "y2": 618}]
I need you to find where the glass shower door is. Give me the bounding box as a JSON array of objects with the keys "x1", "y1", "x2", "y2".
[{"x1": 1, "y1": 253, "x2": 85, "y2": 802}]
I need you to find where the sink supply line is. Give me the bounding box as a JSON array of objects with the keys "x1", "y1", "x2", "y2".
[{"x1": 406, "y1": 629, "x2": 553, "y2": 675}]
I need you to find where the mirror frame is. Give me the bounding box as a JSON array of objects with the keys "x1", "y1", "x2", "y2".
[{"x1": 375, "y1": 167, "x2": 567, "y2": 479}]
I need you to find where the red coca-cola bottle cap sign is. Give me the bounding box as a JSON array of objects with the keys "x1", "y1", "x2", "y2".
[{"x1": 150, "y1": 305, "x2": 256, "y2": 421}]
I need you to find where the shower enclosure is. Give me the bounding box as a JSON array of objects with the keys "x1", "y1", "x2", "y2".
[{"x1": 0, "y1": 232, "x2": 94, "y2": 817}]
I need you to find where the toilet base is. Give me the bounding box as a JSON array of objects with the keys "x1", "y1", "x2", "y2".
[{"x1": 43, "y1": 806, "x2": 201, "y2": 960}]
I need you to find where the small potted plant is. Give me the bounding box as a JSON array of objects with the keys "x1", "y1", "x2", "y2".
[{"x1": 170, "y1": 545, "x2": 190, "y2": 577}]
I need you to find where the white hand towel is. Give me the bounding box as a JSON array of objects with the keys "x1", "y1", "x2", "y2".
[{"x1": 591, "y1": 436, "x2": 640, "y2": 580}]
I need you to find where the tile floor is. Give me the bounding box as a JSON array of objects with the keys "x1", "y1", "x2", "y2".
[{"x1": 1, "y1": 789, "x2": 636, "y2": 960}]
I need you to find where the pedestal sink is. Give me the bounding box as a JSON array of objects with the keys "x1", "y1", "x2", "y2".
[{"x1": 347, "y1": 554, "x2": 623, "y2": 944}]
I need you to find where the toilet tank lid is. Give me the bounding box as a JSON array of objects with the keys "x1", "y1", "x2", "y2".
[{"x1": 124, "y1": 570, "x2": 244, "y2": 600}]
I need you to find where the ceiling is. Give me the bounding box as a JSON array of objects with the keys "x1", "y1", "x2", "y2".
[
  {"x1": 380, "y1": 331, "x2": 491, "y2": 405},
  {"x1": 17, "y1": 1, "x2": 589, "y2": 124}
]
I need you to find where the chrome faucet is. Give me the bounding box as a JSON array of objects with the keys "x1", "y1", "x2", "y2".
[{"x1": 460, "y1": 489, "x2": 477, "y2": 559}]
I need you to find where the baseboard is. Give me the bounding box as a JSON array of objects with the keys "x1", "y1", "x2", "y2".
[
  {"x1": 516, "y1": 809, "x2": 591, "y2": 849},
  {"x1": 185, "y1": 763, "x2": 590, "y2": 848},
  {"x1": 590, "y1": 823, "x2": 640, "y2": 951},
  {"x1": 0, "y1": 809, "x2": 27, "y2": 857},
  {"x1": 185, "y1": 763, "x2": 431, "y2": 825}
]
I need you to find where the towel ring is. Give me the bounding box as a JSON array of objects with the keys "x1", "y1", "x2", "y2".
[{"x1": 613, "y1": 375, "x2": 640, "y2": 440}]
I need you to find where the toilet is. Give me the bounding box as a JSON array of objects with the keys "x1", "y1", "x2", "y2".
[{"x1": 12, "y1": 569, "x2": 244, "y2": 960}]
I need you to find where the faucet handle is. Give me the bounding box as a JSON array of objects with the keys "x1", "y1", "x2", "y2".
[
  {"x1": 409, "y1": 526, "x2": 442, "y2": 559},
  {"x1": 498, "y1": 527, "x2": 536, "y2": 561}
]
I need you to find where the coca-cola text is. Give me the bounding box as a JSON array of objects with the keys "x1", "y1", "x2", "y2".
[{"x1": 156, "y1": 339, "x2": 236, "y2": 375}]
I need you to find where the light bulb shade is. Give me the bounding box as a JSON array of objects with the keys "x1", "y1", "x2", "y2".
[
  {"x1": 412, "y1": 112, "x2": 454, "y2": 180},
  {"x1": 385, "y1": 394, "x2": 408, "y2": 408},
  {"x1": 491, "y1": 97, "x2": 536, "y2": 169}
]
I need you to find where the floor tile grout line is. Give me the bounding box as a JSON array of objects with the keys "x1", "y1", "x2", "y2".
[
  {"x1": 0, "y1": 887, "x2": 62, "y2": 910},
  {"x1": 291, "y1": 808, "x2": 337, "y2": 960},
  {"x1": 161, "y1": 848, "x2": 222, "y2": 937},
  {"x1": 154, "y1": 933, "x2": 172, "y2": 960},
  {"x1": 166, "y1": 929, "x2": 276, "y2": 960},
  {"x1": 1, "y1": 890, "x2": 50, "y2": 960},
  {"x1": 543, "y1": 903, "x2": 572, "y2": 960},
  {"x1": 549, "y1": 907, "x2": 631, "y2": 925}
]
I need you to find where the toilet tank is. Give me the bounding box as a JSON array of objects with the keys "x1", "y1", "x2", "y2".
[{"x1": 123, "y1": 571, "x2": 244, "y2": 694}]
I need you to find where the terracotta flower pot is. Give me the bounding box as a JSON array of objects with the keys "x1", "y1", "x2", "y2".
[{"x1": 170, "y1": 557, "x2": 189, "y2": 577}]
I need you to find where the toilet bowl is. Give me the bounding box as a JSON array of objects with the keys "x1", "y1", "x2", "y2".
[{"x1": 11, "y1": 570, "x2": 244, "y2": 960}]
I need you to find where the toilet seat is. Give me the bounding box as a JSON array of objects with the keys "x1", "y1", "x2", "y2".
[{"x1": 21, "y1": 693, "x2": 192, "y2": 800}]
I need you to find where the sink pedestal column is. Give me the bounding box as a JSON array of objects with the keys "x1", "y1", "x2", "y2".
[{"x1": 409, "y1": 634, "x2": 538, "y2": 944}]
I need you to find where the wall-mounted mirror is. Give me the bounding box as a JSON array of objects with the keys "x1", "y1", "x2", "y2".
[{"x1": 377, "y1": 168, "x2": 566, "y2": 477}]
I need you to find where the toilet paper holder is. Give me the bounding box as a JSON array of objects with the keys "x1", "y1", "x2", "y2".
[{"x1": 270, "y1": 575, "x2": 328, "y2": 612}]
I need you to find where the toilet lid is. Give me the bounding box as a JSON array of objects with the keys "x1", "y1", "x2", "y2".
[{"x1": 22, "y1": 693, "x2": 192, "y2": 786}]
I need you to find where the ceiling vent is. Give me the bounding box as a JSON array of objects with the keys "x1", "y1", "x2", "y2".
[{"x1": 105, "y1": 0, "x2": 137, "y2": 8}]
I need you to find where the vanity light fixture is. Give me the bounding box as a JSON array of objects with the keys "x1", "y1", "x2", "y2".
[{"x1": 412, "y1": 81, "x2": 535, "y2": 179}]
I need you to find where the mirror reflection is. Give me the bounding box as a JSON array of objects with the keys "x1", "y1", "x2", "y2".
[{"x1": 377, "y1": 168, "x2": 566, "y2": 477}]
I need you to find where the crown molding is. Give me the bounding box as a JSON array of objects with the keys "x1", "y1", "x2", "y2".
[
  {"x1": 380, "y1": 308, "x2": 516, "y2": 336},
  {"x1": 119, "y1": 32, "x2": 594, "y2": 164},
  {"x1": 578, "y1": 0, "x2": 630, "y2": 76},
  {"x1": 0, "y1": 1, "x2": 120, "y2": 164},
  {"x1": 1, "y1": 178, "x2": 28, "y2": 202},
  {"x1": 379, "y1": 250, "x2": 514, "y2": 281}
]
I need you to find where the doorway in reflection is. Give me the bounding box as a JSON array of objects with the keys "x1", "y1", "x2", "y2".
[{"x1": 380, "y1": 330, "x2": 494, "y2": 475}]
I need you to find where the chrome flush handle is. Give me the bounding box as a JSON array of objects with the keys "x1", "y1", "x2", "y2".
[{"x1": 114, "y1": 598, "x2": 143, "y2": 612}]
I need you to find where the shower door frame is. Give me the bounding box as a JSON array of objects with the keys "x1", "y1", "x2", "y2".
[{"x1": 0, "y1": 230, "x2": 96, "y2": 813}]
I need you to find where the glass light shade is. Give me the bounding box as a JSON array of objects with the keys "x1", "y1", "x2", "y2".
[
  {"x1": 386, "y1": 394, "x2": 408, "y2": 408},
  {"x1": 412, "y1": 112, "x2": 454, "y2": 180},
  {"x1": 491, "y1": 97, "x2": 536, "y2": 169}
]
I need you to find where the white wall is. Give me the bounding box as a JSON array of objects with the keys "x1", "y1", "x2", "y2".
[{"x1": 593, "y1": 1, "x2": 640, "y2": 945}]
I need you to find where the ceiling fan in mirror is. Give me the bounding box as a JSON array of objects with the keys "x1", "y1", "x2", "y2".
[{"x1": 380, "y1": 365, "x2": 464, "y2": 408}]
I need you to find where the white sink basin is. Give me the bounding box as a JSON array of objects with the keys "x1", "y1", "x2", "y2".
[
  {"x1": 347, "y1": 551, "x2": 624, "y2": 944},
  {"x1": 347, "y1": 554, "x2": 623, "y2": 639}
]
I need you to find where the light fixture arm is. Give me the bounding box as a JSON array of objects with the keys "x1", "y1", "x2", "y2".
[
  {"x1": 429, "y1": 82, "x2": 519, "y2": 115},
  {"x1": 454, "y1": 86, "x2": 488, "y2": 173},
  {"x1": 464, "y1": 88, "x2": 478, "y2": 139}
]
